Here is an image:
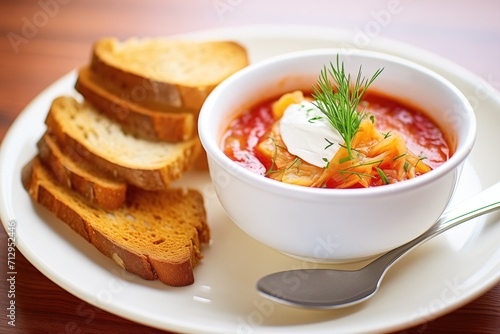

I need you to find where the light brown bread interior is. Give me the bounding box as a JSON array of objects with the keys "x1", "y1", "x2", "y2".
[{"x1": 45, "y1": 96, "x2": 201, "y2": 191}]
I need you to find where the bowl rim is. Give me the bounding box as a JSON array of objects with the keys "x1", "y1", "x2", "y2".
[{"x1": 198, "y1": 48, "x2": 477, "y2": 200}]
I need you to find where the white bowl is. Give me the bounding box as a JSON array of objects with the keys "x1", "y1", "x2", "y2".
[{"x1": 198, "y1": 48, "x2": 476, "y2": 262}]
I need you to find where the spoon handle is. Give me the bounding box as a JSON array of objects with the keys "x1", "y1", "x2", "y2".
[
  {"x1": 429, "y1": 181, "x2": 500, "y2": 236},
  {"x1": 371, "y1": 181, "x2": 500, "y2": 272}
]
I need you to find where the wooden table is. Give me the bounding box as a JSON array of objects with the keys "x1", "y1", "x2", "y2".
[{"x1": 1, "y1": 1, "x2": 499, "y2": 333}]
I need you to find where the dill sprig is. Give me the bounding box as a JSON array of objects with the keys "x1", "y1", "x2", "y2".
[{"x1": 312, "y1": 56, "x2": 383, "y2": 160}]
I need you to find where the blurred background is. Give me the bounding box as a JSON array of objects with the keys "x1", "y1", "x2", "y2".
[{"x1": 1, "y1": 0, "x2": 500, "y2": 141}]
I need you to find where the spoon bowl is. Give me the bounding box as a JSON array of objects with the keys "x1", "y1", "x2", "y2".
[{"x1": 257, "y1": 181, "x2": 500, "y2": 309}]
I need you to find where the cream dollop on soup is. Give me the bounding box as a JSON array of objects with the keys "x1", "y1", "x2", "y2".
[{"x1": 279, "y1": 101, "x2": 343, "y2": 168}]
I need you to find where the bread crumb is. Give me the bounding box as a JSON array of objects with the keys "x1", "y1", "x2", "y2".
[
  {"x1": 181, "y1": 186, "x2": 188, "y2": 196},
  {"x1": 112, "y1": 253, "x2": 125, "y2": 269}
]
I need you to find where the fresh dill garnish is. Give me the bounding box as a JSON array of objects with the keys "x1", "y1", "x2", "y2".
[
  {"x1": 337, "y1": 159, "x2": 384, "y2": 179},
  {"x1": 393, "y1": 153, "x2": 407, "y2": 161},
  {"x1": 265, "y1": 135, "x2": 279, "y2": 175},
  {"x1": 415, "y1": 155, "x2": 427, "y2": 167},
  {"x1": 286, "y1": 157, "x2": 301, "y2": 172},
  {"x1": 376, "y1": 167, "x2": 389, "y2": 184},
  {"x1": 324, "y1": 138, "x2": 335, "y2": 150},
  {"x1": 404, "y1": 161, "x2": 409, "y2": 172},
  {"x1": 265, "y1": 135, "x2": 302, "y2": 176},
  {"x1": 312, "y1": 55, "x2": 383, "y2": 160},
  {"x1": 322, "y1": 157, "x2": 330, "y2": 169},
  {"x1": 308, "y1": 116, "x2": 323, "y2": 123}
]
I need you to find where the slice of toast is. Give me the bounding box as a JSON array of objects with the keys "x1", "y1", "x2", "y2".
[
  {"x1": 75, "y1": 66, "x2": 196, "y2": 142},
  {"x1": 22, "y1": 157, "x2": 210, "y2": 286},
  {"x1": 90, "y1": 37, "x2": 249, "y2": 111},
  {"x1": 37, "y1": 132, "x2": 128, "y2": 210},
  {"x1": 45, "y1": 96, "x2": 201, "y2": 191}
]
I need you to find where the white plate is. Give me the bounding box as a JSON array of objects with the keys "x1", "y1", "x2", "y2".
[{"x1": 1, "y1": 25, "x2": 500, "y2": 334}]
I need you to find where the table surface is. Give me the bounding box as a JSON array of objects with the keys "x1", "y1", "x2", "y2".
[{"x1": 1, "y1": 0, "x2": 500, "y2": 333}]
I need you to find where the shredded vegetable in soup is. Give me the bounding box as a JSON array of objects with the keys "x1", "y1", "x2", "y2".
[{"x1": 221, "y1": 59, "x2": 451, "y2": 189}]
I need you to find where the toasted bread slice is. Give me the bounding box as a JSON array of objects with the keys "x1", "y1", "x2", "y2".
[
  {"x1": 37, "y1": 132, "x2": 127, "y2": 210},
  {"x1": 22, "y1": 157, "x2": 210, "y2": 286},
  {"x1": 90, "y1": 37, "x2": 249, "y2": 110},
  {"x1": 45, "y1": 96, "x2": 201, "y2": 191},
  {"x1": 75, "y1": 66, "x2": 196, "y2": 142}
]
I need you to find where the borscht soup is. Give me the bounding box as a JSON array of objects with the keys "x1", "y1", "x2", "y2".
[{"x1": 221, "y1": 89, "x2": 450, "y2": 189}]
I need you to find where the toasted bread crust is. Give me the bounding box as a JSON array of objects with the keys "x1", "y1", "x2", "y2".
[
  {"x1": 75, "y1": 67, "x2": 196, "y2": 142},
  {"x1": 45, "y1": 97, "x2": 201, "y2": 191},
  {"x1": 22, "y1": 158, "x2": 210, "y2": 286},
  {"x1": 37, "y1": 133, "x2": 128, "y2": 210},
  {"x1": 22, "y1": 158, "x2": 91, "y2": 240}
]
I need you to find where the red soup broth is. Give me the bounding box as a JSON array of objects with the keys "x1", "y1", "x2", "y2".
[{"x1": 221, "y1": 90, "x2": 451, "y2": 183}]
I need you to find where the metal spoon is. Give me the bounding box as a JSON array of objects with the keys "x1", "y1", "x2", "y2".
[{"x1": 257, "y1": 181, "x2": 500, "y2": 309}]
